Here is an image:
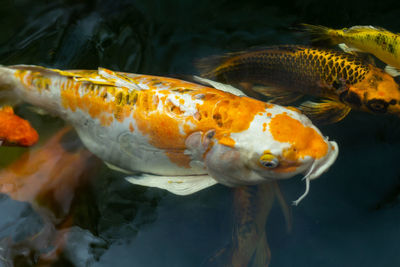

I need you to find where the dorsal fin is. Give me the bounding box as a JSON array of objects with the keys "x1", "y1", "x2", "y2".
[{"x1": 98, "y1": 67, "x2": 143, "y2": 91}]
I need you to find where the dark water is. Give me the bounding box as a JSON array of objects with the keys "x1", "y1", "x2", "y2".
[{"x1": 1, "y1": 0, "x2": 400, "y2": 266}]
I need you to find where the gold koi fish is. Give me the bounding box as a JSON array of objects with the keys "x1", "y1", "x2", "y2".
[
  {"x1": 0, "y1": 65, "x2": 338, "y2": 203},
  {"x1": 301, "y1": 23, "x2": 400, "y2": 77},
  {"x1": 197, "y1": 45, "x2": 400, "y2": 124}
]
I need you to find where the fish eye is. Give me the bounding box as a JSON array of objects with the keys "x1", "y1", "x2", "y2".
[
  {"x1": 259, "y1": 154, "x2": 279, "y2": 168},
  {"x1": 366, "y1": 99, "x2": 388, "y2": 113}
]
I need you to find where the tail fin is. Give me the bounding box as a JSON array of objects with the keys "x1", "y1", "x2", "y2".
[{"x1": 300, "y1": 23, "x2": 341, "y2": 45}]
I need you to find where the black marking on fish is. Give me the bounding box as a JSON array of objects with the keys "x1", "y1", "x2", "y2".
[
  {"x1": 115, "y1": 92, "x2": 123, "y2": 105},
  {"x1": 366, "y1": 99, "x2": 389, "y2": 113},
  {"x1": 388, "y1": 43, "x2": 395, "y2": 54},
  {"x1": 343, "y1": 91, "x2": 362, "y2": 107},
  {"x1": 389, "y1": 99, "x2": 397, "y2": 105}
]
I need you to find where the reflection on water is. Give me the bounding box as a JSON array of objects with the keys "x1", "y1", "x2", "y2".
[
  {"x1": 1, "y1": 0, "x2": 400, "y2": 266},
  {"x1": 206, "y1": 183, "x2": 290, "y2": 267},
  {"x1": 0, "y1": 127, "x2": 103, "y2": 265}
]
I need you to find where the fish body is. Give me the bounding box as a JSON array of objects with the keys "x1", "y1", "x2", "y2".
[
  {"x1": 0, "y1": 106, "x2": 38, "y2": 146},
  {"x1": 0, "y1": 65, "x2": 338, "y2": 198},
  {"x1": 197, "y1": 45, "x2": 400, "y2": 123},
  {"x1": 301, "y1": 24, "x2": 400, "y2": 76}
]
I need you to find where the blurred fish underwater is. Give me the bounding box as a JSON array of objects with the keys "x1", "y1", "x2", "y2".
[
  {"x1": 1, "y1": 0, "x2": 400, "y2": 266},
  {"x1": 0, "y1": 127, "x2": 103, "y2": 266}
]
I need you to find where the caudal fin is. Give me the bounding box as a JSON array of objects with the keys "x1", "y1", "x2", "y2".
[{"x1": 300, "y1": 23, "x2": 341, "y2": 45}]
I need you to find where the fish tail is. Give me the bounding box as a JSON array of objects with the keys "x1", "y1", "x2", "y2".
[{"x1": 300, "y1": 23, "x2": 342, "y2": 45}]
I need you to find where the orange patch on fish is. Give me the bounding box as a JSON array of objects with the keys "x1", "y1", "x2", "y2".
[
  {"x1": 269, "y1": 113, "x2": 328, "y2": 160},
  {"x1": 0, "y1": 106, "x2": 38, "y2": 146},
  {"x1": 132, "y1": 86, "x2": 270, "y2": 166},
  {"x1": 189, "y1": 89, "x2": 269, "y2": 143},
  {"x1": 129, "y1": 122, "x2": 135, "y2": 132},
  {"x1": 30, "y1": 70, "x2": 275, "y2": 167}
]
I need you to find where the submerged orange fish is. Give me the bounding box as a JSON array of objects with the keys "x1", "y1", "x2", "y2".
[
  {"x1": 197, "y1": 45, "x2": 400, "y2": 123},
  {"x1": 301, "y1": 23, "x2": 400, "y2": 77},
  {"x1": 0, "y1": 127, "x2": 101, "y2": 265},
  {"x1": 0, "y1": 65, "x2": 338, "y2": 203},
  {"x1": 0, "y1": 106, "x2": 38, "y2": 146},
  {"x1": 206, "y1": 182, "x2": 289, "y2": 267}
]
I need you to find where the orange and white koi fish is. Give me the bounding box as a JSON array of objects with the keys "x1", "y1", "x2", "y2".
[
  {"x1": 0, "y1": 65, "x2": 338, "y2": 203},
  {"x1": 0, "y1": 106, "x2": 38, "y2": 146}
]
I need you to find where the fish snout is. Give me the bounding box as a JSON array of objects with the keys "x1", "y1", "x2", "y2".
[{"x1": 307, "y1": 140, "x2": 338, "y2": 180}]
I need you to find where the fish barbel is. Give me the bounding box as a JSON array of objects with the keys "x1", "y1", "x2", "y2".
[
  {"x1": 0, "y1": 65, "x2": 338, "y2": 202},
  {"x1": 301, "y1": 23, "x2": 400, "y2": 77},
  {"x1": 197, "y1": 45, "x2": 400, "y2": 123}
]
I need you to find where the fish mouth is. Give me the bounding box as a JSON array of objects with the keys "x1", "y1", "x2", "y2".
[
  {"x1": 307, "y1": 140, "x2": 339, "y2": 180},
  {"x1": 292, "y1": 140, "x2": 339, "y2": 205}
]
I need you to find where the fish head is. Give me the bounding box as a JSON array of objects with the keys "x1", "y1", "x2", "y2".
[
  {"x1": 345, "y1": 68, "x2": 400, "y2": 116},
  {"x1": 204, "y1": 105, "x2": 338, "y2": 187}
]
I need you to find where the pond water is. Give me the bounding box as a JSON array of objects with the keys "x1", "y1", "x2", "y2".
[{"x1": 1, "y1": 0, "x2": 400, "y2": 266}]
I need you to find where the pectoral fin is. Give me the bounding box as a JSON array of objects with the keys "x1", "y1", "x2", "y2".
[
  {"x1": 252, "y1": 85, "x2": 303, "y2": 105},
  {"x1": 300, "y1": 100, "x2": 351, "y2": 124},
  {"x1": 384, "y1": 65, "x2": 400, "y2": 77},
  {"x1": 104, "y1": 161, "x2": 134, "y2": 174},
  {"x1": 338, "y1": 43, "x2": 363, "y2": 53},
  {"x1": 125, "y1": 174, "x2": 217, "y2": 195}
]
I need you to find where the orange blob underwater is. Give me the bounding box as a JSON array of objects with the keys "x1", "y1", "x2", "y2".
[{"x1": 0, "y1": 106, "x2": 39, "y2": 146}]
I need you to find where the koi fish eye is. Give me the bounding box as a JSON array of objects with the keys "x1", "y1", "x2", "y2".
[
  {"x1": 259, "y1": 154, "x2": 279, "y2": 168},
  {"x1": 366, "y1": 99, "x2": 388, "y2": 113}
]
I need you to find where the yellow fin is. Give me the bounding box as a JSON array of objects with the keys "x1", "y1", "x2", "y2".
[
  {"x1": 300, "y1": 23, "x2": 339, "y2": 45},
  {"x1": 252, "y1": 85, "x2": 303, "y2": 105},
  {"x1": 9, "y1": 65, "x2": 116, "y2": 87},
  {"x1": 98, "y1": 67, "x2": 142, "y2": 91},
  {"x1": 299, "y1": 99, "x2": 351, "y2": 124}
]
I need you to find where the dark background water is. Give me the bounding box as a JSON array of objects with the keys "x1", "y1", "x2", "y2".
[{"x1": 1, "y1": 0, "x2": 400, "y2": 266}]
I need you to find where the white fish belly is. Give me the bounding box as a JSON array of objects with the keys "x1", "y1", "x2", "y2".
[{"x1": 68, "y1": 110, "x2": 206, "y2": 176}]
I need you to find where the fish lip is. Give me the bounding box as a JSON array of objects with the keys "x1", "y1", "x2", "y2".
[{"x1": 307, "y1": 140, "x2": 339, "y2": 180}]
